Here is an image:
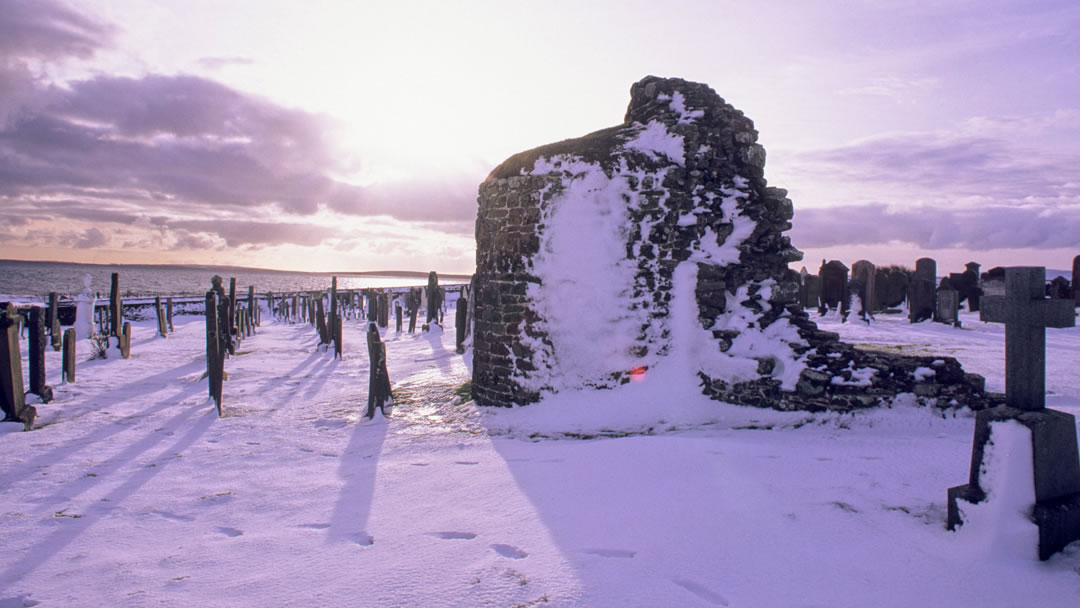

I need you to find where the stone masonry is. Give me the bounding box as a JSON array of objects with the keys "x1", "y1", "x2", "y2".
[{"x1": 472, "y1": 76, "x2": 995, "y2": 411}]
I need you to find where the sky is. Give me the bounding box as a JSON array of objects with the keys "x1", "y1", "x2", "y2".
[{"x1": 1, "y1": 0, "x2": 1078, "y2": 275}]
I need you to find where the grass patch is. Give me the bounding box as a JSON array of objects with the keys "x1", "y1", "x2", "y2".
[{"x1": 454, "y1": 380, "x2": 473, "y2": 402}]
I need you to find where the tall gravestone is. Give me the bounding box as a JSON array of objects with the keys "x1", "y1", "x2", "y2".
[
  {"x1": 109, "y1": 272, "x2": 122, "y2": 338},
  {"x1": 455, "y1": 296, "x2": 468, "y2": 354},
  {"x1": 819, "y1": 260, "x2": 848, "y2": 316},
  {"x1": 365, "y1": 322, "x2": 392, "y2": 419},
  {"x1": 948, "y1": 267, "x2": 1079, "y2": 560},
  {"x1": 935, "y1": 285, "x2": 960, "y2": 327},
  {"x1": 909, "y1": 257, "x2": 936, "y2": 323},
  {"x1": 850, "y1": 260, "x2": 875, "y2": 322},
  {"x1": 1074, "y1": 255, "x2": 1080, "y2": 307},
  {"x1": 1, "y1": 304, "x2": 35, "y2": 430},
  {"x1": 426, "y1": 272, "x2": 442, "y2": 326},
  {"x1": 211, "y1": 276, "x2": 232, "y2": 360},
  {"x1": 48, "y1": 292, "x2": 61, "y2": 351},
  {"x1": 472, "y1": 76, "x2": 993, "y2": 411},
  {"x1": 205, "y1": 290, "x2": 223, "y2": 413},
  {"x1": 62, "y1": 328, "x2": 76, "y2": 384},
  {"x1": 963, "y1": 262, "x2": 981, "y2": 312},
  {"x1": 27, "y1": 308, "x2": 53, "y2": 402},
  {"x1": 155, "y1": 296, "x2": 168, "y2": 338},
  {"x1": 75, "y1": 274, "x2": 95, "y2": 340}
]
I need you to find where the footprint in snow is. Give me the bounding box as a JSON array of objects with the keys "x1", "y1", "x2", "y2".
[
  {"x1": 349, "y1": 532, "x2": 374, "y2": 546},
  {"x1": 491, "y1": 544, "x2": 527, "y2": 559},
  {"x1": 672, "y1": 578, "x2": 729, "y2": 606},
  {"x1": 429, "y1": 531, "x2": 477, "y2": 540},
  {"x1": 297, "y1": 523, "x2": 331, "y2": 530},
  {"x1": 216, "y1": 527, "x2": 243, "y2": 537},
  {"x1": 585, "y1": 548, "x2": 636, "y2": 558}
]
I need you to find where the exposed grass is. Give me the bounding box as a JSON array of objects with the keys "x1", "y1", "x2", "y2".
[{"x1": 453, "y1": 380, "x2": 473, "y2": 402}]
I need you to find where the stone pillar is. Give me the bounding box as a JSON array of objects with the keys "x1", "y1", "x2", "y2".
[
  {"x1": 1, "y1": 304, "x2": 35, "y2": 430},
  {"x1": 62, "y1": 328, "x2": 76, "y2": 384},
  {"x1": 455, "y1": 296, "x2": 468, "y2": 354}
]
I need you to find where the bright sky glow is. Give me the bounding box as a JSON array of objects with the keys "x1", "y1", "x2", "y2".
[{"x1": 2, "y1": 0, "x2": 1078, "y2": 273}]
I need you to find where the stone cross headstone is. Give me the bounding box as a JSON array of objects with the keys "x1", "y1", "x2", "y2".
[
  {"x1": 48, "y1": 292, "x2": 61, "y2": 351},
  {"x1": 909, "y1": 257, "x2": 936, "y2": 323},
  {"x1": 1, "y1": 304, "x2": 35, "y2": 430},
  {"x1": 109, "y1": 272, "x2": 122, "y2": 338},
  {"x1": 948, "y1": 267, "x2": 1080, "y2": 560},
  {"x1": 27, "y1": 307, "x2": 53, "y2": 403},
  {"x1": 365, "y1": 322, "x2": 392, "y2": 419},
  {"x1": 62, "y1": 328, "x2": 76, "y2": 384}
]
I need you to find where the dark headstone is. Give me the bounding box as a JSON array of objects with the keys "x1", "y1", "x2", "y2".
[
  {"x1": 365, "y1": 323, "x2": 392, "y2": 419},
  {"x1": 455, "y1": 296, "x2": 468, "y2": 354},
  {"x1": 211, "y1": 275, "x2": 232, "y2": 358},
  {"x1": 166, "y1": 297, "x2": 174, "y2": 332},
  {"x1": 155, "y1": 296, "x2": 168, "y2": 338},
  {"x1": 818, "y1": 260, "x2": 848, "y2": 315},
  {"x1": 329, "y1": 278, "x2": 338, "y2": 351},
  {"x1": 850, "y1": 260, "x2": 875, "y2": 322},
  {"x1": 1, "y1": 304, "x2": 34, "y2": 430},
  {"x1": 62, "y1": 328, "x2": 76, "y2": 384},
  {"x1": 426, "y1": 272, "x2": 442, "y2": 326},
  {"x1": 395, "y1": 302, "x2": 403, "y2": 332},
  {"x1": 228, "y1": 277, "x2": 238, "y2": 341},
  {"x1": 408, "y1": 288, "x2": 420, "y2": 333},
  {"x1": 316, "y1": 296, "x2": 329, "y2": 347},
  {"x1": 27, "y1": 307, "x2": 52, "y2": 402},
  {"x1": 935, "y1": 288, "x2": 960, "y2": 327},
  {"x1": 48, "y1": 292, "x2": 61, "y2": 351},
  {"x1": 1048, "y1": 276, "x2": 1070, "y2": 300},
  {"x1": 248, "y1": 285, "x2": 257, "y2": 328},
  {"x1": 205, "y1": 291, "x2": 223, "y2": 413},
  {"x1": 334, "y1": 311, "x2": 343, "y2": 360},
  {"x1": 909, "y1": 257, "x2": 936, "y2": 323},
  {"x1": 803, "y1": 275, "x2": 822, "y2": 311},
  {"x1": 109, "y1": 272, "x2": 122, "y2": 338}
]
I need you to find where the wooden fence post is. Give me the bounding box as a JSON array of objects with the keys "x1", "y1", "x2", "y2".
[
  {"x1": 366, "y1": 323, "x2": 392, "y2": 418},
  {"x1": 62, "y1": 328, "x2": 76, "y2": 384}
]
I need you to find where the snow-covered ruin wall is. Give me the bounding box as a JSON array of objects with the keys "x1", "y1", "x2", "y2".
[{"x1": 472, "y1": 76, "x2": 995, "y2": 411}]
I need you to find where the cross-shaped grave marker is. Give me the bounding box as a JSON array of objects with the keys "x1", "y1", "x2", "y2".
[
  {"x1": 978, "y1": 267, "x2": 1074, "y2": 410},
  {"x1": 948, "y1": 267, "x2": 1080, "y2": 560}
]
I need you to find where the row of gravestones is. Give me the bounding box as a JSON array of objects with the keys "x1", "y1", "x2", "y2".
[
  {"x1": 205, "y1": 276, "x2": 262, "y2": 414},
  {"x1": 798, "y1": 255, "x2": 1080, "y2": 325}
]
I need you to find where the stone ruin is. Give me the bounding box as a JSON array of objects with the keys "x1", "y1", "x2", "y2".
[{"x1": 472, "y1": 76, "x2": 995, "y2": 412}]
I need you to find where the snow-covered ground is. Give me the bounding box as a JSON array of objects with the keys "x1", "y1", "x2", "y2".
[{"x1": 2, "y1": 303, "x2": 1079, "y2": 607}]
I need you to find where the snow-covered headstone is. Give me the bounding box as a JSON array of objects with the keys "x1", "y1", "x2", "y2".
[{"x1": 74, "y1": 274, "x2": 96, "y2": 340}]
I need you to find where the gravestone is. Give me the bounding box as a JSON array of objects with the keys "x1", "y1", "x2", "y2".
[
  {"x1": 167, "y1": 297, "x2": 174, "y2": 332},
  {"x1": 155, "y1": 296, "x2": 168, "y2": 338},
  {"x1": 408, "y1": 288, "x2": 420, "y2": 333},
  {"x1": 963, "y1": 262, "x2": 981, "y2": 312},
  {"x1": 1, "y1": 304, "x2": 35, "y2": 430},
  {"x1": 426, "y1": 272, "x2": 442, "y2": 326},
  {"x1": 935, "y1": 287, "x2": 960, "y2": 327},
  {"x1": 365, "y1": 322, "x2": 392, "y2": 419},
  {"x1": 27, "y1": 307, "x2": 53, "y2": 402},
  {"x1": 850, "y1": 260, "x2": 875, "y2": 322},
  {"x1": 211, "y1": 275, "x2": 232, "y2": 358},
  {"x1": 909, "y1": 257, "x2": 936, "y2": 323},
  {"x1": 797, "y1": 267, "x2": 809, "y2": 310},
  {"x1": 329, "y1": 278, "x2": 338, "y2": 350},
  {"x1": 333, "y1": 311, "x2": 343, "y2": 360},
  {"x1": 1047, "y1": 276, "x2": 1070, "y2": 300},
  {"x1": 316, "y1": 297, "x2": 329, "y2": 347},
  {"x1": 819, "y1": 260, "x2": 848, "y2": 316},
  {"x1": 109, "y1": 272, "x2": 122, "y2": 337},
  {"x1": 456, "y1": 296, "x2": 468, "y2": 354},
  {"x1": 379, "y1": 293, "x2": 390, "y2": 329},
  {"x1": 803, "y1": 275, "x2": 822, "y2": 312},
  {"x1": 948, "y1": 267, "x2": 1079, "y2": 560},
  {"x1": 395, "y1": 302, "x2": 403, "y2": 332},
  {"x1": 228, "y1": 277, "x2": 238, "y2": 343},
  {"x1": 75, "y1": 274, "x2": 95, "y2": 340},
  {"x1": 48, "y1": 292, "x2": 61, "y2": 351},
  {"x1": 119, "y1": 322, "x2": 132, "y2": 359},
  {"x1": 62, "y1": 328, "x2": 76, "y2": 384},
  {"x1": 205, "y1": 291, "x2": 223, "y2": 413},
  {"x1": 1074, "y1": 255, "x2": 1080, "y2": 307},
  {"x1": 248, "y1": 286, "x2": 257, "y2": 328}
]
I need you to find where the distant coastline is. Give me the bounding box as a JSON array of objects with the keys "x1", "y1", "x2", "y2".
[{"x1": 0, "y1": 258, "x2": 474, "y2": 280}]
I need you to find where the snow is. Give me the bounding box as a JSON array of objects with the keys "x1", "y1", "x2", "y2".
[
  {"x1": 622, "y1": 120, "x2": 685, "y2": 165},
  {"x1": 2, "y1": 301, "x2": 1079, "y2": 606}
]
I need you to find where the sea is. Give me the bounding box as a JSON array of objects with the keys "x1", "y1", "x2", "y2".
[{"x1": 0, "y1": 259, "x2": 470, "y2": 301}]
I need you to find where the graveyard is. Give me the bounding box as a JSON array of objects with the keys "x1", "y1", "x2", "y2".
[{"x1": 3, "y1": 71, "x2": 1080, "y2": 605}]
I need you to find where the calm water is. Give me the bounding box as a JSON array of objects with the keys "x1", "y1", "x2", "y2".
[{"x1": 0, "y1": 260, "x2": 468, "y2": 300}]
